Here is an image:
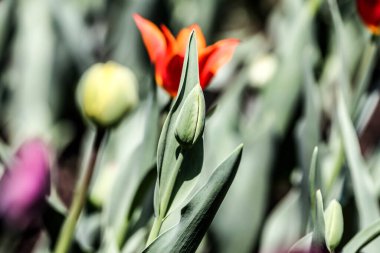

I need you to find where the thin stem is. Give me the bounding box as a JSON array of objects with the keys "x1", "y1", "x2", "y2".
[
  {"x1": 146, "y1": 149, "x2": 184, "y2": 246},
  {"x1": 160, "y1": 150, "x2": 184, "y2": 216},
  {"x1": 53, "y1": 129, "x2": 98, "y2": 253}
]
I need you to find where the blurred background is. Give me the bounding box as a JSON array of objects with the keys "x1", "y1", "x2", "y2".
[{"x1": 0, "y1": 0, "x2": 379, "y2": 252}]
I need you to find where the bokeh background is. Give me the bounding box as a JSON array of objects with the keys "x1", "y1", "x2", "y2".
[{"x1": 0, "y1": 0, "x2": 379, "y2": 252}]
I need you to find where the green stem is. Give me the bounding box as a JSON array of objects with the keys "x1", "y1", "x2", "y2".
[
  {"x1": 53, "y1": 129, "x2": 98, "y2": 253},
  {"x1": 146, "y1": 149, "x2": 184, "y2": 246}
]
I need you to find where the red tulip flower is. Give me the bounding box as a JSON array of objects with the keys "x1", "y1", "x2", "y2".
[
  {"x1": 356, "y1": 0, "x2": 380, "y2": 35},
  {"x1": 133, "y1": 14, "x2": 239, "y2": 97}
]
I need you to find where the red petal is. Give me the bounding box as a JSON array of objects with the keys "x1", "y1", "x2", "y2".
[
  {"x1": 356, "y1": 0, "x2": 380, "y2": 34},
  {"x1": 199, "y1": 39, "x2": 239, "y2": 88},
  {"x1": 160, "y1": 24, "x2": 178, "y2": 55},
  {"x1": 133, "y1": 14, "x2": 166, "y2": 63},
  {"x1": 176, "y1": 24, "x2": 207, "y2": 55},
  {"x1": 159, "y1": 54, "x2": 184, "y2": 97}
]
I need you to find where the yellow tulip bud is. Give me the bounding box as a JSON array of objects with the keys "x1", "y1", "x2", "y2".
[{"x1": 78, "y1": 61, "x2": 138, "y2": 127}]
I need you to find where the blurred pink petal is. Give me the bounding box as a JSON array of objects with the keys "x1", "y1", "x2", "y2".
[{"x1": 0, "y1": 139, "x2": 50, "y2": 230}]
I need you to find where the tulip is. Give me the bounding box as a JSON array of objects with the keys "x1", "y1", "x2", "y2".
[
  {"x1": 356, "y1": 0, "x2": 380, "y2": 35},
  {"x1": 133, "y1": 14, "x2": 239, "y2": 97},
  {"x1": 79, "y1": 61, "x2": 139, "y2": 128},
  {"x1": 0, "y1": 139, "x2": 50, "y2": 230}
]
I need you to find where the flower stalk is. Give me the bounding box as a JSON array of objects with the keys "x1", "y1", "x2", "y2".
[
  {"x1": 146, "y1": 149, "x2": 184, "y2": 245},
  {"x1": 54, "y1": 129, "x2": 99, "y2": 253}
]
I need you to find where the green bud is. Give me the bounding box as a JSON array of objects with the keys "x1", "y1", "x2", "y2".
[
  {"x1": 324, "y1": 199, "x2": 344, "y2": 251},
  {"x1": 174, "y1": 85, "x2": 205, "y2": 148},
  {"x1": 78, "y1": 61, "x2": 138, "y2": 127}
]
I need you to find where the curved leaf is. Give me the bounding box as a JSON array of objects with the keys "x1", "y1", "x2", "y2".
[
  {"x1": 144, "y1": 144, "x2": 243, "y2": 253},
  {"x1": 343, "y1": 219, "x2": 380, "y2": 253}
]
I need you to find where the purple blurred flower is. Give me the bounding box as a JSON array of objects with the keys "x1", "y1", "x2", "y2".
[{"x1": 0, "y1": 139, "x2": 50, "y2": 230}]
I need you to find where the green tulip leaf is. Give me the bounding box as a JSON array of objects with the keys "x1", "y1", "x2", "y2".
[
  {"x1": 144, "y1": 144, "x2": 243, "y2": 253},
  {"x1": 259, "y1": 190, "x2": 303, "y2": 252},
  {"x1": 312, "y1": 190, "x2": 325, "y2": 247},
  {"x1": 342, "y1": 219, "x2": 380, "y2": 253},
  {"x1": 337, "y1": 89, "x2": 380, "y2": 227},
  {"x1": 102, "y1": 92, "x2": 159, "y2": 245}
]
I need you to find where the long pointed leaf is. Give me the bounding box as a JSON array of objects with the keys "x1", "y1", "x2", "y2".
[
  {"x1": 337, "y1": 90, "x2": 380, "y2": 227},
  {"x1": 144, "y1": 144, "x2": 243, "y2": 253}
]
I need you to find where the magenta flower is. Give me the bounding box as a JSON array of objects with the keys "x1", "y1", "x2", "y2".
[{"x1": 0, "y1": 139, "x2": 50, "y2": 230}]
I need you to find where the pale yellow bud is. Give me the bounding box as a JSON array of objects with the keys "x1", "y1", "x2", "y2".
[
  {"x1": 79, "y1": 61, "x2": 138, "y2": 127},
  {"x1": 324, "y1": 199, "x2": 344, "y2": 251}
]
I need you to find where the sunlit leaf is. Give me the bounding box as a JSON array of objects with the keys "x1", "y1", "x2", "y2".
[{"x1": 144, "y1": 144, "x2": 243, "y2": 253}]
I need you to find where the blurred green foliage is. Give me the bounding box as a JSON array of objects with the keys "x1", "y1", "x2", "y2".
[{"x1": 1, "y1": 0, "x2": 380, "y2": 252}]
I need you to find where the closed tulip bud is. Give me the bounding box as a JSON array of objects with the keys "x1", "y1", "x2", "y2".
[
  {"x1": 0, "y1": 139, "x2": 50, "y2": 230},
  {"x1": 174, "y1": 85, "x2": 205, "y2": 148},
  {"x1": 79, "y1": 61, "x2": 138, "y2": 127},
  {"x1": 324, "y1": 200, "x2": 344, "y2": 251}
]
